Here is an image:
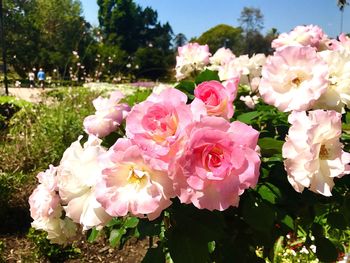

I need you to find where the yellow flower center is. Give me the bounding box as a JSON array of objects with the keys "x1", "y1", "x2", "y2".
[
  {"x1": 127, "y1": 168, "x2": 148, "y2": 186},
  {"x1": 319, "y1": 144, "x2": 329, "y2": 160},
  {"x1": 292, "y1": 77, "x2": 301, "y2": 86}
]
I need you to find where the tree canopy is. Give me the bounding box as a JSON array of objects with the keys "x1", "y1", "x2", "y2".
[
  {"x1": 3, "y1": 0, "x2": 93, "y2": 78},
  {"x1": 194, "y1": 24, "x2": 243, "y2": 54},
  {"x1": 97, "y1": 0, "x2": 174, "y2": 79},
  {"x1": 238, "y1": 6, "x2": 264, "y2": 33}
]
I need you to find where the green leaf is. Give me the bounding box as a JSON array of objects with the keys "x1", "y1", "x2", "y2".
[
  {"x1": 346, "y1": 111, "x2": 350, "y2": 124},
  {"x1": 106, "y1": 217, "x2": 123, "y2": 227},
  {"x1": 236, "y1": 111, "x2": 261, "y2": 124},
  {"x1": 242, "y1": 194, "x2": 275, "y2": 232},
  {"x1": 273, "y1": 236, "x2": 284, "y2": 263},
  {"x1": 141, "y1": 246, "x2": 165, "y2": 263},
  {"x1": 258, "y1": 183, "x2": 282, "y2": 204},
  {"x1": 194, "y1": 69, "x2": 220, "y2": 84},
  {"x1": 109, "y1": 228, "x2": 127, "y2": 247},
  {"x1": 258, "y1": 137, "x2": 284, "y2": 156},
  {"x1": 281, "y1": 215, "x2": 294, "y2": 230},
  {"x1": 124, "y1": 217, "x2": 139, "y2": 229},
  {"x1": 102, "y1": 131, "x2": 124, "y2": 148},
  {"x1": 315, "y1": 237, "x2": 338, "y2": 262},
  {"x1": 175, "y1": 81, "x2": 195, "y2": 94},
  {"x1": 137, "y1": 218, "x2": 162, "y2": 239},
  {"x1": 343, "y1": 195, "x2": 350, "y2": 222},
  {"x1": 87, "y1": 227, "x2": 99, "y2": 243},
  {"x1": 208, "y1": 241, "x2": 216, "y2": 254},
  {"x1": 166, "y1": 204, "x2": 225, "y2": 263},
  {"x1": 167, "y1": 229, "x2": 209, "y2": 263}
]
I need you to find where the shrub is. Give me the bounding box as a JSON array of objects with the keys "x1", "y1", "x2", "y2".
[
  {"x1": 0, "y1": 87, "x2": 102, "y2": 185},
  {"x1": 0, "y1": 96, "x2": 32, "y2": 131}
]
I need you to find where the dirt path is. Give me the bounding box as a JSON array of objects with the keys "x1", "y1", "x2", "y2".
[{"x1": 4, "y1": 88, "x2": 44, "y2": 103}]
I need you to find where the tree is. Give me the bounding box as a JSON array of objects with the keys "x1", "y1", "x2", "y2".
[
  {"x1": 3, "y1": 0, "x2": 40, "y2": 77},
  {"x1": 98, "y1": 0, "x2": 174, "y2": 79},
  {"x1": 98, "y1": 0, "x2": 144, "y2": 52},
  {"x1": 338, "y1": 0, "x2": 348, "y2": 10},
  {"x1": 238, "y1": 7, "x2": 266, "y2": 56},
  {"x1": 194, "y1": 24, "x2": 243, "y2": 54},
  {"x1": 31, "y1": 0, "x2": 89, "y2": 76},
  {"x1": 3, "y1": 0, "x2": 92, "y2": 78},
  {"x1": 174, "y1": 33, "x2": 187, "y2": 49},
  {"x1": 238, "y1": 7, "x2": 264, "y2": 33}
]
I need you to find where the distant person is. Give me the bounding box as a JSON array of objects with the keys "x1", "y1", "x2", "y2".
[
  {"x1": 28, "y1": 71, "x2": 35, "y2": 88},
  {"x1": 15, "y1": 80, "x2": 21, "y2": 88},
  {"x1": 37, "y1": 68, "x2": 46, "y2": 90}
]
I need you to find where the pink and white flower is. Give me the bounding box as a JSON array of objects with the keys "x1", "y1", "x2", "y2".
[
  {"x1": 57, "y1": 135, "x2": 111, "y2": 230},
  {"x1": 83, "y1": 90, "x2": 130, "y2": 138},
  {"x1": 323, "y1": 33, "x2": 350, "y2": 52},
  {"x1": 95, "y1": 138, "x2": 175, "y2": 220},
  {"x1": 209, "y1": 47, "x2": 235, "y2": 69},
  {"x1": 29, "y1": 184, "x2": 61, "y2": 221},
  {"x1": 337, "y1": 33, "x2": 350, "y2": 51},
  {"x1": 170, "y1": 116, "x2": 260, "y2": 211},
  {"x1": 218, "y1": 55, "x2": 248, "y2": 82},
  {"x1": 259, "y1": 46, "x2": 329, "y2": 112},
  {"x1": 218, "y1": 53, "x2": 266, "y2": 92},
  {"x1": 191, "y1": 80, "x2": 238, "y2": 119},
  {"x1": 240, "y1": 95, "x2": 260, "y2": 109},
  {"x1": 36, "y1": 165, "x2": 58, "y2": 192},
  {"x1": 29, "y1": 164, "x2": 78, "y2": 245},
  {"x1": 313, "y1": 49, "x2": 350, "y2": 112},
  {"x1": 272, "y1": 25, "x2": 329, "y2": 51},
  {"x1": 283, "y1": 110, "x2": 350, "y2": 196},
  {"x1": 175, "y1": 43, "x2": 211, "y2": 80}
]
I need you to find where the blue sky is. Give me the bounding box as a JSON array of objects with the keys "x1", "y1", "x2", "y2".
[{"x1": 80, "y1": 0, "x2": 350, "y2": 39}]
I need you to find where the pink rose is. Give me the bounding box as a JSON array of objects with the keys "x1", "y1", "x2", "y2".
[
  {"x1": 283, "y1": 110, "x2": 350, "y2": 196},
  {"x1": 191, "y1": 80, "x2": 238, "y2": 119},
  {"x1": 259, "y1": 46, "x2": 329, "y2": 112},
  {"x1": 126, "y1": 88, "x2": 196, "y2": 169},
  {"x1": 95, "y1": 138, "x2": 175, "y2": 220},
  {"x1": 84, "y1": 90, "x2": 130, "y2": 138},
  {"x1": 170, "y1": 116, "x2": 260, "y2": 211}
]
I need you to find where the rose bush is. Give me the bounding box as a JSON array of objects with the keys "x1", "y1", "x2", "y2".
[{"x1": 29, "y1": 25, "x2": 350, "y2": 262}]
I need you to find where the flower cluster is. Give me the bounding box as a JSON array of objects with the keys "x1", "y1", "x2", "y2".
[
  {"x1": 30, "y1": 79, "x2": 260, "y2": 245},
  {"x1": 29, "y1": 166, "x2": 77, "y2": 245},
  {"x1": 260, "y1": 25, "x2": 350, "y2": 113},
  {"x1": 29, "y1": 24, "x2": 350, "y2": 249},
  {"x1": 174, "y1": 25, "x2": 350, "y2": 196},
  {"x1": 261, "y1": 25, "x2": 350, "y2": 195},
  {"x1": 175, "y1": 43, "x2": 266, "y2": 109}
]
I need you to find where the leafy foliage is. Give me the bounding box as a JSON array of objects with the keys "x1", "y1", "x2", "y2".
[{"x1": 27, "y1": 228, "x2": 81, "y2": 262}]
